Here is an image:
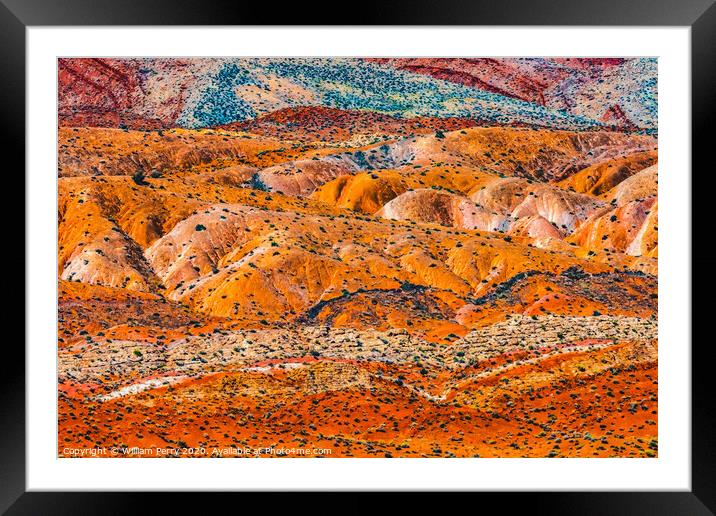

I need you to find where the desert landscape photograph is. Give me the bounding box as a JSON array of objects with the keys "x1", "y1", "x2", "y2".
[{"x1": 57, "y1": 57, "x2": 658, "y2": 458}]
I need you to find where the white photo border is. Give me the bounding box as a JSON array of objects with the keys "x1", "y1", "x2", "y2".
[{"x1": 27, "y1": 26, "x2": 690, "y2": 491}]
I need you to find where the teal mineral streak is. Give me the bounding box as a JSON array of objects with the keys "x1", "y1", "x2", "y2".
[
  {"x1": 260, "y1": 58, "x2": 594, "y2": 126},
  {"x1": 181, "y1": 58, "x2": 650, "y2": 129},
  {"x1": 191, "y1": 63, "x2": 258, "y2": 126}
]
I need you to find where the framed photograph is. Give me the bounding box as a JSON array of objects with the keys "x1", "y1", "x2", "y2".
[{"x1": 6, "y1": 0, "x2": 715, "y2": 511}]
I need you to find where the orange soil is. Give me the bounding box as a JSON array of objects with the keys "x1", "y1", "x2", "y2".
[{"x1": 57, "y1": 120, "x2": 658, "y2": 458}]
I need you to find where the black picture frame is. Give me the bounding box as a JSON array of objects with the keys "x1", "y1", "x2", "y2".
[{"x1": 4, "y1": 0, "x2": 715, "y2": 512}]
